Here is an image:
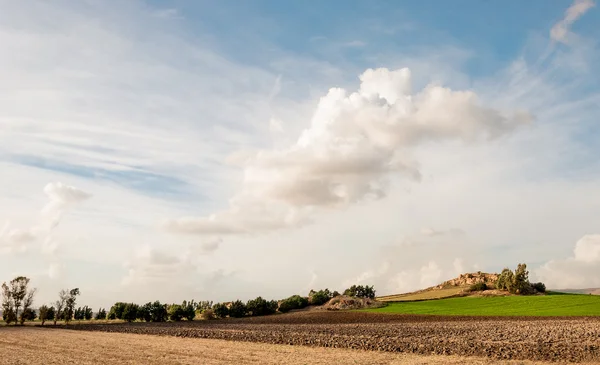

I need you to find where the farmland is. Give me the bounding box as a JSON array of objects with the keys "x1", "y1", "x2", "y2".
[
  {"x1": 50, "y1": 311, "x2": 600, "y2": 362},
  {"x1": 0, "y1": 327, "x2": 557, "y2": 365},
  {"x1": 368, "y1": 292, "x2": 600, "y2": 316}
]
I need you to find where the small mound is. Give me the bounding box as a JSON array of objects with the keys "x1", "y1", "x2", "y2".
[{"x1": 323, "y1": 295, "x2": 385, "y2": 311}]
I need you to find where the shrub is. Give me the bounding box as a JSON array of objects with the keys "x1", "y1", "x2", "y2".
[
  {"x1": 212, "y1": 303, "x2": 229, "y2": 318},
  {"x1": 278, "y1": 295, "x2": 308, "y2": 313},
  {"x1": 468, "y1": 282, "x2": 487, "y2": 292},
  {"x1": 201, "y1": 309, "x2": 215, "y2": 320},
  {"x1": 532, "y1": 282, "x2": 546, "y2": 293},
  {"x1": 246, "y1": 297, "x2": 277, "y2": 316},
  {"x1": 228, "y1": 300, "x2": 247, "y2": 318}
]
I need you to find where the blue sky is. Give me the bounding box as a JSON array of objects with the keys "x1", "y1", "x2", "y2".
[{"x1": 0, "y1": 0, "x2": 599, "y2": 308}]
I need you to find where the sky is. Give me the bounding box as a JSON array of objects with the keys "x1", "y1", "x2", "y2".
[{"x1": 0, "y1": 0, "x2": 599, "y2": 309}]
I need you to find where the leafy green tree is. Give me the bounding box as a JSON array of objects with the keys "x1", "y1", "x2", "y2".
[
  {"x1": 21, "y1": 308, "x2": 36, "y2": 322},
  {"x1": 228, "y1": 300, "x2": 247, "y2": 318},
  {"x1": 532, "y1": 282, "x2": 546, "y2": 293},
  {"x1": 95, "y1": 308, "x2": 107, "y2": 320},
  {"x1": 1, "y1": 276, "x2": 37, "y2": 325},
  {"x1": 181, "y1": 300, "x2": 196, "y2": 321},
  {"x1": 277, "y1": 295, "x2": 308, "y2": 313},
  {"x1": 84, "y1": 306, "x2": 93, "y2": 320},
  {"x1": 137, "y1": 303, "x2": 152, "y2": 322},
  {"x1": 149, "y1": 301, "x2": 168, "y2": 322},
  {"x1": 108, "y1": 302, "x2": 127, "y2": 320},
  {"x1": 308, "y1": 289, "x2": 332, "y2": 305},
  {"x1": 63, "y1": 288, "x2": 80, "y2": 324},
  {"x1": 1, "y1": 282, "x2": 16, "y2": 325},
  {"x1": 39, "y1": 305, "x2": 55, "y2": 325},
  {"x1": 168, "y1": 304, "x2": 185, "y2": 321},
  {"x1": 212, "y1": 303, "x2": 229, "y2": 318},
  {"x1": 343, "y1": 285, "x2": 375, "y2": 299},
  {"x1": 122, "y1": 303, "x2": 139, "y2": 322},
  {"x1": 196, "y1": 301, "x2": 213, "y2": 311},
  {"x1": 246, "y1": 297, "x2": 277, "y2": 316}
]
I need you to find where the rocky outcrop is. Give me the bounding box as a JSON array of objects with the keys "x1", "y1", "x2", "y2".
[{"x1": 433, "y1": 272, "x2": 499, "y2": 290}]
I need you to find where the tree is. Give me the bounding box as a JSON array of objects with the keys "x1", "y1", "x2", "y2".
[
  {"x1": 181, "y1": 300, "x2": 196, "y2": 321},
  {"x1": 137, "y1": 303, "x2": 152, "y2": 322},
  {"x1": 212, "y1": 303, "x2": 229, "y2": 318},
  {"x1": 108, "y1": 302, "x2": 127, "y2": 320},
  {"x1": 63, "y1": 288, "x2": 80, "y2": 324},
  {"x1": 122, "y1": 303, "x2": 139, "y2": 322},
  {"x1": 54, "y1": 290, "x2": 68, "y2": 325},
  {"x1": 168, "y1": 304, "x2": 185, "y2": 321},
  {"x1": 84, "y1": 306, "x2": 93, "y2": 320},
  {"x1": 308, "y1": 289, "x2": 332, "y2": 306},
  {"x1": 1, "y1": 282, "x2": 16, "y2": 325},
  {"x1": 246, "y1": 297, "x2": 277, "y2": 316},
  {"x1": 149, "y1": 301, "x2": 168, "y2": 322},
  {"x1": 278, "y1": 295, "x2": 309, "y2": 313},
  {"x1": 343, "y1": 285, "x2": 376, "y2": 299},
  {"x1": 228, "y1": 300, "x2": 247, "y2": 318},
  {"x1": 39, "y1": 305, "x2": 51, "y2": 325},
  {"x1": 1, "y1": 276, "x2": 37, "y2": 325},
  {"x1": 95, "y1": 308, "x2": 107, "y2": 320}
]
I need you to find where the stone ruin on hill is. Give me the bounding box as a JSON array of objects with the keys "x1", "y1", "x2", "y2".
[{"x1": 434, "y1": 272, "x2": 499, "y2": 290}]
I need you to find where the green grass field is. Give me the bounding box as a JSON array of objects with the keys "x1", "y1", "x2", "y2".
[{"x1": 368, "y1": 292, "x2": 600, "y2": 316}]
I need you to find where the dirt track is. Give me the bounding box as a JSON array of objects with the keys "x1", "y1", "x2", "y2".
[{"x1": 54, "y1": 312, "x2": 600, "y2": 363}]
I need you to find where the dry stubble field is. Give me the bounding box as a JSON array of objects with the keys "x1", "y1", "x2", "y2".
[
  {"x1": 0, "y1": 327, "x2": 560, "y2": 365},
  {"x1": 31, "y1": 311, "x2": 600, "y2": 363}
]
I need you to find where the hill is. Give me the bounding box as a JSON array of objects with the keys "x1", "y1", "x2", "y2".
[
  {"x1": 551, "y1": 288, "x2": 600, "y2": 295},
  {"x1": 367, "y1": 292, "x2": 600, "y2": 316},
  {"x1": 377, "y1": 272, "x2": 500, "y2": 302}
]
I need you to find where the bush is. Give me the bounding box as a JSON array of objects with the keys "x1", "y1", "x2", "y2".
[
  {"x1": 468, "y1": 282, "x2": 488, "y2": 292},
  {"x1": 212, "y1": 303, "x2": 229, "y2": 318},
  {"x1": 228, "y1": 300, "x2": 247, "y2": 318},
  {"x1": 201, "y1": 309, "x2": 215, "y2": 320},
  {"x1": 343, "y1": 285, "x2": 376, "y2": 299},
  {"x1": 149, "y1": 301, "x2": 168, "y2": 322},
  {"x1": 532, "y1": 282, "x2": 546, "y2": 293},
  {"x1": 278, "y1": 295, "x2": 309, "y2": 313},
  {"x1": 246, "y1": 297, "x2": 277, "y2": 316}
]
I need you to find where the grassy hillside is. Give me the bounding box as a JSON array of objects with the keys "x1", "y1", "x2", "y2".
[
  {"x1": 377, "y1": 286, "x2": 467, "y2": 302},
  {"x1": 367, "y1": 292, "x2": 600, "y2": 316}
]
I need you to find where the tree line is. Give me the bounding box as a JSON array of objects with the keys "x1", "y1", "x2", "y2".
[{"x1": 1, "y1": 275, "x2": 376, "y2": 325}]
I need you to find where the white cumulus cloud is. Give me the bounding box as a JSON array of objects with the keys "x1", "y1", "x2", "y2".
[
  {"x1": 535, "y1": 235, "x2": 600, "y2": 288},
  {"x1": 165, "y1": 67, "x2": 531, "y2": 237}
]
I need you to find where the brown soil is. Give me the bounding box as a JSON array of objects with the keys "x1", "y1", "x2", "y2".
[
  {"x1": 0, "y1": 327, "x2": 552, "y2": 365},
  {"x1": 48, "y1": 311, "x2": 600, "y2": 363}
]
